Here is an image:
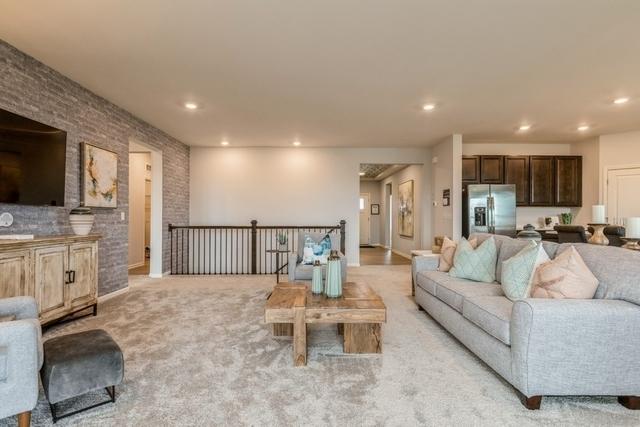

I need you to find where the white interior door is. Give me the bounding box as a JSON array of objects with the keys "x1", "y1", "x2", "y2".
[
  {"x1": 606, "y1": 167, "x2": 640, "y2": 226},
  {"x1": 359, "y1": 193, "x2": 371, "y2": 245}
]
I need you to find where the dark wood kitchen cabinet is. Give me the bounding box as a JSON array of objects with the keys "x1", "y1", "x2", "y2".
[
  {"x1": 462, "y1": 156, "x2": 480, "y2": 183},
  {"x1": 554, "y1": 156, "x2": 582, "y2": 206},
  {"x1": 529, "y1": 156, "x2": 555, "y2": 206},
  {"x1": 480, "y1": 156, "x2": 504, "y2": 183},
  {"x1": 504, "y1": 156, "x2": 530, "y2": 206}
]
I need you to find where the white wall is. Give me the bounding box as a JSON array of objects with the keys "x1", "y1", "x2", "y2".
[
  {"x1": 359, "y1": 180, "x2": 382, "y2": 245},
  {"x1": 570, "y1": 137, "x2": 599, "y2": 225},
  {"x1": 432, "y1": 135, "x2": 462, "y2": 240},
  {"x1": 380, "y1": 164, "x2": 425, "y2": 257},
  {"x1": 463, "y1": 141, "x2": 573, "y2": 228},
  {"x1": 128, "y1": 152, "x2": 150, "y2": 268},
  {"x1": 190, "y1": 147, "x2": 432, "y2": 266}
]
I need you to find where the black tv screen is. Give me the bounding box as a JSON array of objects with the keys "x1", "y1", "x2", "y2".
[{"x1": 0, "y1": 108, "x2": 67, "y2": 206}]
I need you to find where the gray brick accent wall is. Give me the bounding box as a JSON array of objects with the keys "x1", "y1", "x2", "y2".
[{"x1": 0, "y1": 40, "x2": 190, "y2": 295}]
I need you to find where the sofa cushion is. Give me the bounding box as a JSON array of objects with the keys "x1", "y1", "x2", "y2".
[
  {"x1": 530, "y1": 245, "x2": 599, "y2": 299},
  {"x1": 415, "y1": 270, "x2": 439, "y2": 295},
  {"x1": 556, "y1": 243, "x2": 640, "y2": 305},
  {"x1": 0, "y1": 347, "x2": 6, "y2": 382},
  {"x1": 419, "y1": 271, "x2": 504, "y2": 312},
  {"x1": 450, "y1": 237, "x2": 498, "y2": 283},
  {"x1": 463, "y1": 296, "x2": 513, "y2": 345}
]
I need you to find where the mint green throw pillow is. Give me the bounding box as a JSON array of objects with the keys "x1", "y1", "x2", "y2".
[
  {"x1": 501, "y1": 241, "x2": 550, "y2": 300},
  {"x1": 449, "y1": 237, "x2": 497, "y2": 283}
]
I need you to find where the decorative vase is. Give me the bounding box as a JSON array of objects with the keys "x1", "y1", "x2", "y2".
[
  {"x1": 588, "y1": 223, "x2": 609, "y2": 246},
  {"x1": 324, "y1": 251, "x2": 342, "y2": 298},
  {"x1": 311, "y1": 261, "x2": 324, "y2": 295},
  {"x1": 517, "y1": 224, "x2": 542, "y2": 242},
  {"x1": 69, "y1": 207, "x2": 95, "y2": 236}
]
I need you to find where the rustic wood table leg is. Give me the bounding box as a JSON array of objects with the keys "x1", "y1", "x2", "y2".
[
  {"x1": 272, "y1": 323, "x2": 293, "y2": 336},
  {"x1": 293, "y1": 306, "x2": 307, "y2": 366},
  {"x1": 343, "y1": 323, "x2": 382, "y2": 353},
  {"x1": 337, "y1": 323, "x2": 344, "y2": 335}
]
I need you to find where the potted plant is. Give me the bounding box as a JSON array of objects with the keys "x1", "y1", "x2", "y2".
[{"x1": 277, "y1": 232, "x2": 288, "y2": 251}]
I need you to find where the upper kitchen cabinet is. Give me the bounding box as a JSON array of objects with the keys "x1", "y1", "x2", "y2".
[
  {"x1": 480, "y1": 156, "x2": 504, "y2": 183},
  {"x1": 462, "y1": 156, "x2": 480, "y2": 183},
  {"x1": 504, "y1": 156, "x2": 530, "y2": 206},
  {"x1": 529, "y1": 156, "x2": 555, "y2": 206},
  {"x1": 554, "y1": 156, "x2": 582, "y2": 206}
]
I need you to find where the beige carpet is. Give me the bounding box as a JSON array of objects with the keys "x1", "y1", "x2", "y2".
[{"x1": 2, "y1": 265, "x2": 639, "y2": 426}]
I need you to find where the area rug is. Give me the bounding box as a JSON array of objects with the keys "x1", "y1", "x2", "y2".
[{"x1": 1, "y1": 266, "x2": 638, "y2": 426}]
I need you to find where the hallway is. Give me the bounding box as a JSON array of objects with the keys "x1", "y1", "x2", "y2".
[{"x1": 359, "y1": 246, "x2": 411, "y2": 266}]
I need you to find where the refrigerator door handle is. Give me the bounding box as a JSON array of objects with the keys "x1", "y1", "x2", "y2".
[{"x1": 487, "y1": 196, "x2": 495, "y2": 233}]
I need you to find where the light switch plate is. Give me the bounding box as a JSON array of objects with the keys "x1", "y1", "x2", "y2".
[
  {"x1": 0, "y1": 212, "x2": 13, "y2": 227},
  {"x1": 121, "y1": 212, "x2": 125, "y2": 221}
]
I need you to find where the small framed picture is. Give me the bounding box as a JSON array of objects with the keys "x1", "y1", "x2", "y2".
[{"x1": 371, "y1": 204, "x2": 380, "y2": 215}]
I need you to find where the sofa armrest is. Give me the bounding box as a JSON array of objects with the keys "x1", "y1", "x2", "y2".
[
  {"x1": 510, "y1": 298, "x2": 640, "y2": 397},
  {"x1": 0, "y1": 297, "x2": 38, "y2": 320},
  {"x1": 412, "y1": 255, "x2": 439, "y2": 286},
  {"x1": 0, "y1": 320, "x2": 40, "y2": 418}
]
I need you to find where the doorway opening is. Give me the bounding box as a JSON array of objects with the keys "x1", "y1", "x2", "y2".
[
  {"x1": 128, "y1": 139, "x2": 163, "y2": 277},
  {"x1": 358, "y1": 164, "x2": 412, "y2": 266}
]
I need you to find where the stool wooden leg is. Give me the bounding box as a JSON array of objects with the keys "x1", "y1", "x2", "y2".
[
  {"x1": 293, "y1": 306, "x2": 306, "y2": 366},
  {"x1": 17, "y1": 411, "x2": 31, "y2": 427},
  {"x1": 344, "y1": 323, "x2": 382, "y2": 353}
]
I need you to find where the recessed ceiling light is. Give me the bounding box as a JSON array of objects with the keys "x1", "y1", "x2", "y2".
[
  {"x1": 518, "y1": 124, "x2": 531, "y2": 132},
  {"x1": 220, "y1": 140, "x2": 229, "y2": 146},
  {"x1": 184, "y1": 102, "x2": 198, "y2": 110},
  {"x1": 613, "y1": 97, "x2": 629, "y2": 105},
  {"x1": 359, "y1": 172, "x2": 365, "y2": 176},
  {"x1": 422, "y1": 104, "x2": 436, "y2": 111},
  {"x1": 292, "y1": 140, "x2": 301, "y2": 146},
  {"x1": 577, "y1": 125, "x2": 590, "y2": 132}
]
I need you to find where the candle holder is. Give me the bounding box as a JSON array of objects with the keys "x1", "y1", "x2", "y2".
[
  {"x1": 621, "y1": 238, "x2": 640, "y2": 251},
  {"x1": 587, "y1": 223, "x2": 609, "y2": 246}
]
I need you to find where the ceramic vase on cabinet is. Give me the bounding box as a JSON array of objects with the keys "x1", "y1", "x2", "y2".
[
  {"x1": 69, "y1": 207, "x2": 95, "y2": 236},
  {"x1": 324, "y1": 251, "x2": 342, "y2": 298},
  {"x1": 311, "y1": 261, "x2": 324, "y2": 295}
]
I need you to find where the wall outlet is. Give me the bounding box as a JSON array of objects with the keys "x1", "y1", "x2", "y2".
[
  {"x1": 121, "y1": 212, "x2": 125, "y2": 221},
  {"x1": 0, "y1": 212, "x2": 13, "y2": 227}
]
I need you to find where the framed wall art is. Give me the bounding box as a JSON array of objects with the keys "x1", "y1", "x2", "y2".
[
  {"x1": 81, "y1": 142, "x2": 118, "y2": 208},
  {"x1": 398, "y1": 179, "x2": 414, "y2": 238}
]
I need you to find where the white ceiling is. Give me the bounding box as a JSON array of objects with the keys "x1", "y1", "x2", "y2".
[{"x1": 2, "y1": 1, "x2": 640, "y2": 147}]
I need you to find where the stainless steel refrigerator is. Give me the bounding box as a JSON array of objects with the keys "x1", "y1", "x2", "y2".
[{"x1": 466, "y1": 184, "x2": 516, "y2": 237}]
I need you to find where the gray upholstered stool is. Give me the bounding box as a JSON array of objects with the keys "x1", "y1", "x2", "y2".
[{"x1": 40, "y1": 329, "x2": 124, "y2": 423}]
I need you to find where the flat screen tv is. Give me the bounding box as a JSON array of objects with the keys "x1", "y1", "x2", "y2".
[{"x1": 0, "y1": 108, "x2": 67, "y2": 206}]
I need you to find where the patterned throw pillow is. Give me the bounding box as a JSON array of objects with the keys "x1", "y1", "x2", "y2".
[
  {"x1": 302, "y1": 233, "x2": 332, "y2": 264},
  {"x1": 501, "y1": 242, "x2": 550, "y2": 300},
  {"x1": 449, "y1": 237, "x2": 497, "y2": 283},
  {"x1": 530, "y1": 246, "x2": 599, "y2": 299},
  {"x1": 439, "y1": 236, "x2": 478, "y2": 272}
]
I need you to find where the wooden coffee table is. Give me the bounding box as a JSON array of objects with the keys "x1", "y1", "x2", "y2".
[{"x1": 264, "y1": 282, "x2": 386, "y2": 366}]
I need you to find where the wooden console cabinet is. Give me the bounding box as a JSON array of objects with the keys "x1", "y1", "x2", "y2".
[{"x1": 0, "y1": 234, "x2": 100, "y2": 325}]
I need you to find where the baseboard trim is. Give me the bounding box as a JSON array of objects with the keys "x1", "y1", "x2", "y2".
[
  {"x1": 391, "y1": 249, "x2": 412, "y2": 260},
  {"x1": 347, "y1": 263, "x2": 361, "y2": 267},
  {"x1": 98, "y1": 286, "x2": 129, "y2": 303},
  {"x1": 128, "y1": 262, "x2": 145, "y2": 270}
]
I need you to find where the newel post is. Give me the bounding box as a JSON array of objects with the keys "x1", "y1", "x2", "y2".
[
  {"x1": 251, "y1": 220, "x2": 258, "y2": 274},
  {"x1": 339, "y1": 220, "x2": 346, "y2": 254}
]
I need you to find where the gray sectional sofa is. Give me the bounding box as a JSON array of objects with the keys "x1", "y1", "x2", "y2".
[{"x1": 412, "y1": 232, "x2": 640, "y2": 410}]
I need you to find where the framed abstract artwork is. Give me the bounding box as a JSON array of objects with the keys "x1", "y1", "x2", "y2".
[
  {"x1": 81, "y1": 142, "x2": 118, "y2": 208},
  {"x1": 398, "y1": 179, "x2": 414, "y2": 238}
]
